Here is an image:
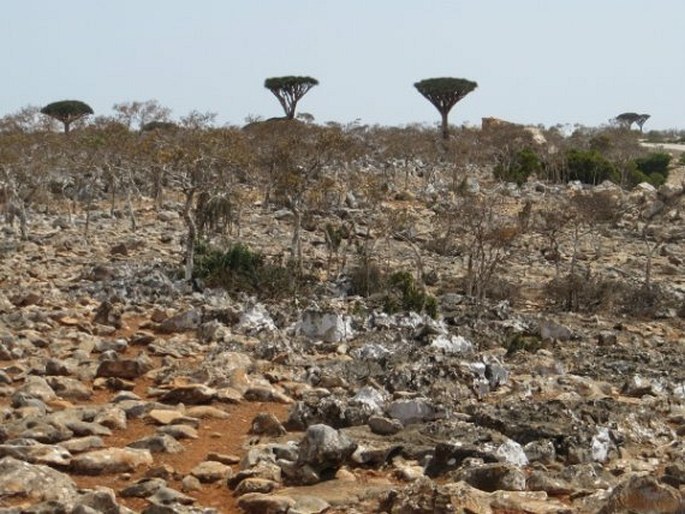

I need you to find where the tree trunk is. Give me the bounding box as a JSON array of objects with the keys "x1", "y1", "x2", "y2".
[
  {"x1": 64, "y1": 121, "x2": 71, "y2": 134},
  {"x1": 84, "y1": 186, "x2": 92, "y2": 236},
  {"x1": 440, "y1": 111, "x2": 450, "y2": 140},
  {"x1": 110, "y1": 179, "x2": 117, "y2": 217},
  {"x1": 18, "y1": 201, "x2": 28, "y2": 241},
  {"x1": 126, "y1": 185, "x2": 137, "y2": 232},
  {"x1": 290, "y1": 206, "x2": 302, "y2": 274},
  {"x1": 183, "y1": 190, "x2": 197, "y2": 281}
]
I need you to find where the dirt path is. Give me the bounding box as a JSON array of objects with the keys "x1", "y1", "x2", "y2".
[{"x1": 72, "y1": 401, "x2": 291, "y2": 513}]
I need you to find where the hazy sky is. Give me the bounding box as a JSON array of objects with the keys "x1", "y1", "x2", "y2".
[{"x1": 2, "y1": 1, "x2": 683, "y2": 129}]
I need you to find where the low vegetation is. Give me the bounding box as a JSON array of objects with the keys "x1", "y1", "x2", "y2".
[
  {"x1": 0, "y1": 99, "x2": 682, "y2": 319},
  {"x1": 193, "y1": 242, "x2": 297, "y2": 299}
]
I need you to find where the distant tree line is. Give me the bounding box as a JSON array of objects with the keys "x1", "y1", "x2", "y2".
[
  {"x1": 33, "y1": 75, "x2": 662, "y2": 148},
  {"x1": 35, "y1": 74, "x2": 480, "y2": 140}
]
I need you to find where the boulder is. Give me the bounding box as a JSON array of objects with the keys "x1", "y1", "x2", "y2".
[
  {"x1": 159, "y1": 384, "x2": 217, "y2": 405},
  {"x1": 128, "y1": 434, "x2": 185, "y2": 454},
  {"x1": 158, "y1": 309, "x2": 202, "y2": 333},
  {"x1": 0, "y1": 456, "x2": 78, "y2": 504},
  {"x1": 70, "y1": 448, "x2": 153, "y2": 475},
  {"x1": 96, "y1": 353, "x2": 154, "y2": 380},
  {"x1": 237, "y1": 493, "x2": 295, "y2": 514},
  {"x1": 294, "y1": 424, "x2": 357, "y2": 483},
  {"x1": 599, "y1": 474, "x2": 682, "y2": 514},
  {"x1": 299, "y1": 310, "x2": 353, "y2": 343},
  {"x1": 250, "y1": 412, "x2": 287, "y2": 437}
]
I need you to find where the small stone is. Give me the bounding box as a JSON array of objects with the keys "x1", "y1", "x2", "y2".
[
  {"x1": 368, "y1": 415, "x2": 403, "y2": 435},
  {"x1": 335, "y1": 468, "x2": 357, "y2": 481},
  {"x1": 157, "y1": 309, "x2": 202, "y2": 334},
  {"x1": 289, "y1": 495, "x2": 331, "y2": 514},
  {"x1": 237, "y1": 492, "x2": 295, "y2": 514},
  {"x1": 96, "y1": 357, "x2": 153, "y2": 380},
  {"x1": 145, "y1": 464, "x2": 175, "y2": 480},
  {"x1": 190, "y1": 460, "x2": 233, "y2": 483},
  {"x1": 250, "y1": 412, "x2": 287, "y2": 436},
  {"x1": 148, "y1": 486, "x2": 197, "y2": 506},
  {"x1": 58, "y1": 436, "x2": 105, "y2": 453},
  {"x1": 181, "y1": 475, "x2": 202, "y2": 492},
  {"x1": 453, "y1": 462, "x2": 527, "y2": 492},
  {"x1": 243, "y1": 386, "x2": 293, "y2": 404},
  {"x1": 206, "y1": 452, "x2": 240, "y2": 465},
  {"x1": 159, "y1": 384, "x2": 217, "y2": 405},
  {"x1": 539, "y1": 319, "x2": 573, "y2": 341},
  {"x1": 70, "y1": 448, "x2": 153, "y2": 474},
  {"x1": 147, "y1": 409, "x2": 188, "y2": 425},
  {"x1": 110, "y1": 242, "x2": 129, "y2": 256},
  {"x1": 185, "y1": 406, "x2": 230, "y2": 419},
  {"x1": 233, "y1": 477, "x2": 279, "y2": 496},
  {"x1": 158, "y1": 424, "x2": 199, "y2": 440},
  {"x1": 128, "y1": 434, "x2": 185, "y2": 454},
  {"x1": 120, "y1": 477, "x2": 167, "y2": 498}
]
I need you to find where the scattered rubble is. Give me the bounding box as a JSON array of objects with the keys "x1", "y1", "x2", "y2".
[{"x1": 0, "y1": 167, "x2": 684, "y2": 513}]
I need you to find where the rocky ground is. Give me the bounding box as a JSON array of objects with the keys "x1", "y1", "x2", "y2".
[{"x1": 0, "y1": 168, "x2": 684, "y2": 513}]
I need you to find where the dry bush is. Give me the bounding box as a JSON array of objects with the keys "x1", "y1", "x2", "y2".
[
  {"x1": 545, "y1": 272, "x2": 673, "y2": 318},
  {"x1": 544, "y1": 272, "x2": 617, "y2": 312},
  {"x1": 618, "y1": 283, "x2": 674, "y2": 319},
  {"x1": 441, "y1": 196, "x2": 522, "y2": 301}
]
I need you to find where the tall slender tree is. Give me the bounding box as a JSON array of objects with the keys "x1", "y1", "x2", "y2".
[
  {"x1": 264, "y1": 76, "x2": 319, "y2": 119},
  {"x1": 615, "y1": 112, "x2": 639, "y2": 129},
  {"x1": 40, "y1": 100, "x2": 93, "y2": 134},
  {"x1": 635, "y1": 114, "x2": 650, "y2": 133},
  {"x1": 614, "y1": 112, "x2": 651, "y2": 132},
  {"x1": 414, "y1": 77, "x2": 477, "y2": 139}
]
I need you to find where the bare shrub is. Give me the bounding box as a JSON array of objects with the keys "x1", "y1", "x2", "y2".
[
  {"x1": 452, "y1": 196, "x2": 521, "y2": 301},
  {"x1": 545, "y1": 273, "x2": 672, "y2": 318},
  {"x1": 544, "y1": 272, "x2": 617, "y2": 312}
]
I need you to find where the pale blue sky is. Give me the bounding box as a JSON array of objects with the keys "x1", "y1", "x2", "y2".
[{"x1": 2, "y1": 1, "x2": 683, "y2": 129}]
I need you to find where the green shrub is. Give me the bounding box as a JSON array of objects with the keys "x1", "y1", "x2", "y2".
[
  {"x1": 141, "y1": 120, "x2": 177, "y2": 132},
  {"x1": 635, "y1": 152, "x2": 671, "y2": 175},
  {"x1": 566, "y1": 149, "x2": 619, "y2": 185},
  {"x1": 622, "y1": 152, "x2": 672, "y2": 188},
  {"x1": 382, "y1": 271, "x2": 438, "y2": 318},
  {"x1": 494, "y1": 147, "x2": 541, "y2": 185},
  {"x1": 679, "y1": 153, "x2": 685, "y2": 165},
  {"x1": 194, "y1": 243, "x2": 294, "y2": 298},
  {"x1": 624, "y1": 165, "x2": 651, "y2": 188},
  {"x1": 647, "y1": 172, "x2": 667, "y2": 187},
  {"x1": 505, "y1": 334, "x2": 543, "y2": 356},
  {"x1": 348, "y1": 264, "x2": 438, "y2": 318}
]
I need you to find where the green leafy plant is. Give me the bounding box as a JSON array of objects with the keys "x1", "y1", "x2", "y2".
[
  {"x1": 141, "y1": 120, "x2": 178, "y2": 132},
  {"x1": 566, "y1": 149, "x2": 619, "y2": 184},
  {"x1": 494, "y1": 147, "x2": 541, "y2": 185},
  {"x1": 348, "y1": 261, "x2": 438, "y2": 318},
  {"x1": 382, "y1": 271, "x2": 438, "y2": 318},
  {"x1": 635, "y1": 152, "x2": 671, "y2": 174},
  {"x1": 505, "y1": 333, "x2": 543, "y2": 356},
  {"x1": 194, "y1": 243, "x2": 294, "y2": 298}
]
